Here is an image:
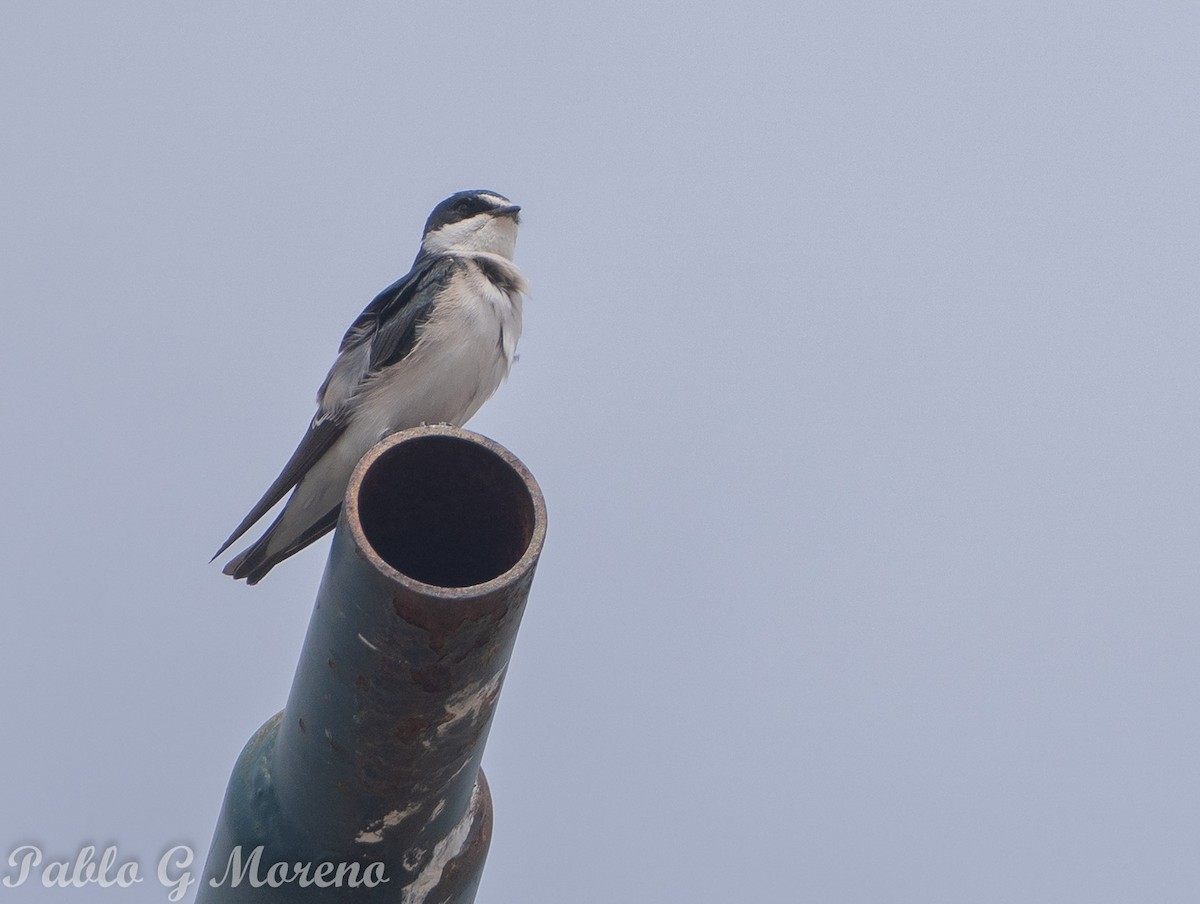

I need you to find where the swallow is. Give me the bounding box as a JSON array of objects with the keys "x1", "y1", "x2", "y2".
[{"x1": 215, "y1": 189, "x2": 527, "y2": 583}]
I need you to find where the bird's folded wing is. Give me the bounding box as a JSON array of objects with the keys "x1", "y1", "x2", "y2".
[
  {"x1": 214, "y1": 255, "x2": 457, "y2": 562},
  {"x1": 212, "y1": 416, "x2": 347, "y2": 560}
]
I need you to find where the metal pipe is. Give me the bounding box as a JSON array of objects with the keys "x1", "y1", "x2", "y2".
[{"x1": 197, "y1": 425, "x2": 547, "y2": 902}]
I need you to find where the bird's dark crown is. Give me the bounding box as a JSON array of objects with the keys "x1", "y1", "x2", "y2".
[{"x1": 423, "y1": 190, "x2": 517, "y2": 235}]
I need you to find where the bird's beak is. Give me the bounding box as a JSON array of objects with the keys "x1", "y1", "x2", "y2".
[{"x1": 492, "y1": 204, "x2": 521, "y2": 220}]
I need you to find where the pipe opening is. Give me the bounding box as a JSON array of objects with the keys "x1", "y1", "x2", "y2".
[{"x1": 356, "y1": 434, "x2": 536, "y2": 588}]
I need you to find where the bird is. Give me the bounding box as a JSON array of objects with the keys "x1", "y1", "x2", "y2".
[{"x1": 214, "y1": 189, "x2": 528, "y2": 584}]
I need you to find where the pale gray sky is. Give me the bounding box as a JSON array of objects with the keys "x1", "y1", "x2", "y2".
[{"x1": 2, "y1": 3, "x2": 1198, "y2": 902}]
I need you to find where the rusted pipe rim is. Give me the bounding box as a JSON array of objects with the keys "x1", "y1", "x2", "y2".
[{"x1": 344, "y1": 425, "x2": 547, "y2": 599}]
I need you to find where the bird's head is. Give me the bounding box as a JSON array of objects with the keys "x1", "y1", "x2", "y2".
[{"x1": 420, "y1": 190, "x2": 521, "y2": 260}]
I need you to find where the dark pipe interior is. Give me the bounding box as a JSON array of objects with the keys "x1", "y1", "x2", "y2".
[{"x1": 357, "y1": 435, "x2": 536, "y2": 588}]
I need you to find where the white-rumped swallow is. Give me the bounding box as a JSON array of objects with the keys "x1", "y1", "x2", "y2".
[{"x1": 215, "y1": 189, "x2": 527, "y2": 583}]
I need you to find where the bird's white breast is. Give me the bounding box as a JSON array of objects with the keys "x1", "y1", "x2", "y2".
[{"x1": 351, "y1": 256, "x2": 524, "y2": 443}]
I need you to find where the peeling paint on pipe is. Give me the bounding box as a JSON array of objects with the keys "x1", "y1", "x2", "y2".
[{"x1": 197, "y1": 426, "x2": 546, "y2": 902}]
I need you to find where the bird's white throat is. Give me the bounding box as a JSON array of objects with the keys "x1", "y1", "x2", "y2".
[{"x1": 421, "y1": 213, "x2": 519, "y2": 260}]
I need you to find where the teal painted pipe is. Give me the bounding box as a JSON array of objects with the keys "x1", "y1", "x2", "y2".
[{"x1": 197, "y1": 426, "x2": 547, "y2": 902}]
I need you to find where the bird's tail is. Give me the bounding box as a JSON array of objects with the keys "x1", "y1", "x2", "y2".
[
  {"x1": 221, "y1": 532, "x2": 278, "y2": 585},
  {"x1": 221, "y1": 505, "x2": 341, "y2": 585}
]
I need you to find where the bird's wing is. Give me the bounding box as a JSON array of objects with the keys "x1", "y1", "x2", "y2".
[
  {"x1": 313, "y1": 255, "x2": 455, "y2": 417},
  {"x1": 214, "y1": 256, "x2": 456, "y2": 561},
  {"x1": 365, "y1": 255, "x2": 459, "y2": 370},
  {"x1": 212, "y1": 417, "x2": 346, "y2": 560}
]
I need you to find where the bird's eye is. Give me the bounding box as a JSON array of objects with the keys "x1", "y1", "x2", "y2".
[{"x1": 453, "y1": 200, "x2": 472, "y2": 214}]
